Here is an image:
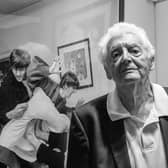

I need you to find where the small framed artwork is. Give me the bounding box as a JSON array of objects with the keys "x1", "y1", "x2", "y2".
[{"x1": 57, "y1": 38, "x2": 93, "y2": 89}]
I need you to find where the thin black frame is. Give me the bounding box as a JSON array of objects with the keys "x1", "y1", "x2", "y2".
[{"x1": 119, "y1": 0, "x2": 125, "y2": 22}]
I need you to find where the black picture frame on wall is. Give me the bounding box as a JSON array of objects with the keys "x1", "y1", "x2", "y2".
[
  {"x1": 119, "y1": 0, "x2": 125, "y2": 22},
  {"x1": 57, "y1": 38, "x2": 93, "y2": 89}
]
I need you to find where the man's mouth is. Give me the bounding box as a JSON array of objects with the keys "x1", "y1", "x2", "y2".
[
  {"x1": 120, "y1": 68, "x2": 137, "y2": 73},
  {"x1": 16, "y1": 76, "x2": 23, "y2": 80}
]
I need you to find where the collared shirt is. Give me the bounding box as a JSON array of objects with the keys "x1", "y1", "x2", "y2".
[{"x1": 107, "y1": 83, "x2": 168, "y2": 168}]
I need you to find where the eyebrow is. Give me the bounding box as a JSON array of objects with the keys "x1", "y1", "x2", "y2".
[
  {"x1": 110, "y1": 44, "x2": 123, "y2": 51},
  {"x1": 110, "y1": 43, "x2": 141, "y2": 51}
]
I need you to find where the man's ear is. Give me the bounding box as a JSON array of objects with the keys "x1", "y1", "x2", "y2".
[
  {"x1": 103, "y1": 62, "x2": 113, "y2": 80},
  {"x1": 150, "y1": 55, "x2": 155, "y2": 71}
]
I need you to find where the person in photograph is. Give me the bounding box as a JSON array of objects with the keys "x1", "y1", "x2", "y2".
[
  {"x1": 24, "y1": 57, "x2": 80, "y2": 168},
  {"x1": 0, "y1": 49, "x2": 31, "y2": 126},
  {"x1": 0, "y1": 49, "x2": 31, "y2": 168},
  {"x1": 0, "y1": 53, "x2": 80, "y2": 168},
  {"x1": 67, "y1": 22, "x2": 168, "y2": 168}
]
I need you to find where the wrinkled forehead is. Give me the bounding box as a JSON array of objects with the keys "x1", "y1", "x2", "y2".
[{"x1": 107, "y1": 32, "x2": 144, "y2": 50}]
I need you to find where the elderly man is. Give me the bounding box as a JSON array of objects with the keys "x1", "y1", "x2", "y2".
[{"x1": 67, "y1": 22, "x2": 168, "y2": 168}]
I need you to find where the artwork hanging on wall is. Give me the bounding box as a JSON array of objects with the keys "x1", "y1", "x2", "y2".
[{"x1": 57, "y1": 38, "x2": 93, "y2": 89}]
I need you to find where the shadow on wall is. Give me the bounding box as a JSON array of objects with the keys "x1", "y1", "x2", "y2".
[{"x1": 164, "y1": 87, "x2": 168, "y2": 94}]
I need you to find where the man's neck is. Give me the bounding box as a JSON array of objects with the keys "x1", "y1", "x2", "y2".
[{"x1": 116, "y1": 78, "x2": 154, "y2": 116}]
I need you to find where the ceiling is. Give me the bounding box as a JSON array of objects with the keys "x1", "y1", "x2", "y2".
[
  {"x1": 0, "y1": 0, "x2": 41, "y2": 14},
  {"x1": 0, "y1": 0, "x2": 41, "y2": 29}
]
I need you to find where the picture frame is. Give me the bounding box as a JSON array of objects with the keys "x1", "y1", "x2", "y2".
[
  {"x1": 119, "y1": 0, "x2": 125, "y2": 22},
  {"x1": 57, "y1": 38, "x2": 93, "y2": 89}
]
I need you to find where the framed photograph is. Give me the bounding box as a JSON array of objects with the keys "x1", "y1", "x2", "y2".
[{"x1": 57, "y1": 38, "x2": 93, "y2": 89}]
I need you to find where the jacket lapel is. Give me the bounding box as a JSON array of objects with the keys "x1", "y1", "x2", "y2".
[
  {"x1": 99, "y1": 95, "x2": 131, "y2": 168},
  {"x1": 159, "y1": 117, "x2": 168, "y2": 165},
  {"x1": 109, "y1": 117, "x2": 168, "y2": 168},
  {"x1": 107, "y1": 119, "x2": 131, "y2": 168}
]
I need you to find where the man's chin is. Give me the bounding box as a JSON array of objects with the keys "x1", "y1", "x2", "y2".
[
  {"x1": 16, "y1": 78, "x2": 23, "y2": 82},
  {"x1": 122, "y1": 77, "x2": 140, "y2": 85},
  {"x1": 119, "y1": 74, "x2": 141, "y2": 84},
  {"x1": 122, "y1": 72, "x2": 140, "y2": 80}
]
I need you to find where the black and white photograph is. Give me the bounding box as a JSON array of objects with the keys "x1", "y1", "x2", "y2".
[{"x1": 1, "y1": 0, "x2": 168, "y2": 168}]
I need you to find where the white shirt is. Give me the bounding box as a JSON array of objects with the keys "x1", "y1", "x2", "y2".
[
  {"x1": 107, "y1": 83, "x2": 168, "y2": 168},
  {"x1": 0, "y1": 87, "x2": 70, "y2": 162}
]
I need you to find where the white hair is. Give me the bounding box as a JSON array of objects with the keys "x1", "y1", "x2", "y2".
[{"x1": 99, "y1": 22, "x2": 155, "y2": 64}]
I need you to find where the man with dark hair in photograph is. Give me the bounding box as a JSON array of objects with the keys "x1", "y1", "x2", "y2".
[{"x1": 0, "y1": 48, "x2": 31, "y2": 168}]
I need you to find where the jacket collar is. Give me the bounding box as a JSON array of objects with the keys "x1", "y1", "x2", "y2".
[
  {"x1": 106, "y1": 116, "x2": 168, "y2": 168},
  {"x1": 159, "y1": 117, "x2": 168, "y2": 166},
  {"x1": 104, "y1": 85, "x2": 168, "y2": 168},
  {"x1": 107, "y1": 83, "x2": 168, "y2": 122},
  {"x1": 100, "y1": 96, "x2": 131, "y2": 168}
]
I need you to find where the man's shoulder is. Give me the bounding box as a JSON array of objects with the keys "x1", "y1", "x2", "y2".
[
  {"x1": 163, "y1": 87, "x2": 168, "y2": 94},
  {"x1": 78, "y1": 94, "x2": 107, "y2": 108},
  {"x1": 74, "y1": 94, "x2": 108, "y2": 119}
]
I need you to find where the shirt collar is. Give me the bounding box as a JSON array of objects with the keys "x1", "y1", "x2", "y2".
[{"x1": 107, "y1": 83, "x2": 168, "y2": 124}]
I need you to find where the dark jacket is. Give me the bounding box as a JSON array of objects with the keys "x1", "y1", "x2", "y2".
[
  {"x1": 0, "y1": 71, "x2": 29, "y2": 168},
  {"x1": 67, "y1": 94, "x2": 168, "y2": 168},
  {"x1": 0, "y1": 70, "x2": 29, "y2": 125}
]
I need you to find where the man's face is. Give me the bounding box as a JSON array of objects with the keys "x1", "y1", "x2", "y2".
[
  {"x1": 63, "y1": 86, "x2": 76, "y2": 99},
  {"x1": 12, "y1": 67, "x2": 27, "y2": 82},
  {"x1": 104, "y1": 33, "x2": 154, "y2": 85}
]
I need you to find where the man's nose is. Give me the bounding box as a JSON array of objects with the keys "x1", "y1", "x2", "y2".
[
  {"x1": 121, "y1": 48, "x2": 132, "y2": 63},
  {"x1": 16, "y1": 70, "x2": 22, "y2": 76}
]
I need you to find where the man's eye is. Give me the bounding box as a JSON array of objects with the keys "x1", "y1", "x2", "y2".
[
  {"x1": 111, "y1": 50, "x2": 122, "y2": 60},
  {"x1": 129, "y1": 47, "x2": 141, "y2": 57}
]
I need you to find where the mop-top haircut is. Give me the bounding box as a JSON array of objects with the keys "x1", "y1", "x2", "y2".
[
  {"x1": 9, "y1": 49, "x2": 31, "y2": 68},
  {"x1": 60, "y1": 71, "x2": 80, "y2": 89}
]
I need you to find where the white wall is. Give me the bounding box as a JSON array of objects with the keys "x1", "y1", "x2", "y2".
[
  {"x1": 124, "y1": 0, "x2": 156, "y2": 82},
  {"x1": 155, "y1": 1, "x2": 168, "y2": 87}
]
